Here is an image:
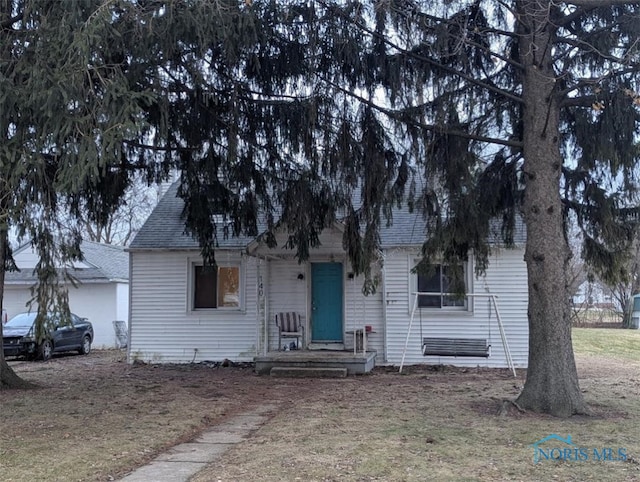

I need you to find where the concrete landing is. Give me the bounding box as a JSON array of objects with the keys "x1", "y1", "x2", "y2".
[
  {"x1": 117, "y1": 404, "x2": 276, "y2": 482},
  {"x1": 255, "y1": 349, "x2": 376, "y2": 375},
  {"x1": 270, "y1": 366, "x2": 348, "y2": 378}
]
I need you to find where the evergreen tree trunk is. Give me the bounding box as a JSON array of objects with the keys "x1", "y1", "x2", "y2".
[
  {"x1": 0, "y1": 2, "x2": 31, "y2": 389},
  {"x1": 514, "y1": 0, "x2": 587, "y2": 416},
  {"x1": 0, "y1": 223, "x2": 34, "y2": 389}
]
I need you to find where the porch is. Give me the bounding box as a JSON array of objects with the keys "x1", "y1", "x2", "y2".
[{"x1": 254, "y1": 349, "x2": 377, "y2": 376}]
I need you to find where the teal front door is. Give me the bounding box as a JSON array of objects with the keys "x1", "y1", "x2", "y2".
[{"x1": 311, "y1": 263, "x2": 343, "y2": 342}]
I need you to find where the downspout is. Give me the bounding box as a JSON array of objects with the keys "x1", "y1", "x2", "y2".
[
  {"x1": 304, "y1": 263, "x2": 308, "y2": 348},
  {"x1": 252, "y1": 252, "x2": 260, "y2": 356},
  {"x1": 262, "y1": 256, "x2": 269, "y2": 355},
  {"x1": 256, "y1": 254, "x2": 269, "y2": 355},
  {"x1": 126, "y1": 250, "x2": 133, "y2": 364},
  {"x1": 247, "y1": 240, "x2": 269, "y2": 356},
  {"x1": 380, "y1": 250, "x2": 388, "y2": 363},
  {"x1": 253, "y1": 253, "x2": 264, "y2": 356}
]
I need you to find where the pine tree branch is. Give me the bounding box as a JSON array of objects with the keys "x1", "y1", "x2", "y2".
[
  {"x1": 493, "y1": 0, "x2": 520, "y2": 25},
  {"x1": 556, "y1": 34, "x2": 640, "y2": 66},
  {"x1": 318, "y1": 75, "x2": 523, "y2": 149},
  {"x1": 0, "y1": 13, "x2": 23, "y2": 29},
  {"x1": 554, "y1": 6, "x2": 596, "y2": 27},
  {"x1": 561, "y1": 94, "x2": 603, "y2": 108},
  {"x1": 122, "y1": 141, "x2": 196, "y2": 153},
  {"x1": 411, "y1": 7, "x2": 519, "y2": 39},
  {"x1": 559, "y1": 66, "x2": 640, "y2": 98},
  {"x1": 459, "y1": 37, "x2": 525, "y2": 71},
  {"x1": 564, "y1": 0, "x2": 639, "y2": 6},
  {"x1": 315, "y1": 0, "x2": 524, "y2": 106}
]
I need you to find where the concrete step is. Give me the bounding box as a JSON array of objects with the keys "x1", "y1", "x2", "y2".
[
  {"x1": 270, "y1": 366, "x2": 348, "y2": 378},
  {"x1": 307, "y1": 342, "x2": 345, "y2": 350}
]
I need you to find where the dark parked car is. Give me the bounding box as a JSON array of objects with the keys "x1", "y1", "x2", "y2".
[{"x1": 2, "y1": 312, "x2": 93, "y2": 361}]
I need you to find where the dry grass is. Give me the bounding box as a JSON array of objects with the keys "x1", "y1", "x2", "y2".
[
  {"x1": 572, "y1": 327, "x2": 640, "y2": 361},
  {"x1": 1, "y1": 330, "x2": 640, "y2": 482},
  {"x1": 0, "y1": 352, "x2": 241, "y2": 481},
  {"x1": 191, "y1": 361, "x2": 640, "y2": 482}
]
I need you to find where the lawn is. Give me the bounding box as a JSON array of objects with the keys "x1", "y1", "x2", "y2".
[
  {"x1": 572, "y1": 327, "x2": 640, "y2": 361},
  {"x1": 1, "y1": 328, "x2": 639, "y2": 481}
]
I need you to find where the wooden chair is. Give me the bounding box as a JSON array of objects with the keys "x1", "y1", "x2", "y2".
[{"x1": 276, "y1": 312, "x2": 304, "y2": 349}]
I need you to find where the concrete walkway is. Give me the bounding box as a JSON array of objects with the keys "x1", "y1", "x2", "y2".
[{"x1": 118, "y1": 404, "x2": 276, "y2": 482}]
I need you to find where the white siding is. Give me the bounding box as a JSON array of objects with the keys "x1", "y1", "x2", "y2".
[
  {"x1": 252, "y1": 226, "x2": 345, "y2": 258},
  {"x1": 68, "y1": 284, "x2": 119, "y2": 348},
  {"x1": 264, "y1": 258, "x2": 384, "y2": 353},
  {"x1": 480, "y1": 248, "x2": 529, "y2": 367},
  {"x1": 128, "y1": 227, "x2": 387, "y2": 361},
  {"x1": 260, "y1": 227, "x2": 384, "y2": 352},
  {"x1": 267, "y1": 259, "x2": 309, "y2": 350},
  {"x1": 383, "y1": 247, "x2": 529, "y2": 368},
  {"x1": 343, "y1": 268, "x2": 384, "y2": 355},
  {"x1": 12, "y1": 245, "x2": 92, "y2": 269},
  {"x1": 128, "y1": 230, "x2": 528, "y2": 367},
  {"x1": 260, "y1": 226, "x2": 356, "y2": 350},
  {"x1": 129, "y1": 250, "x2": 259, "y2": 363},
  {"x1": 2, "y1": 287, "x2": 33, "y2": 319},
  {"x1": 115, "y1": 282, "x2": 129, "y2": 325},
  {"x1": 2, "y1": 283, "x2": 125, "y2": 348}
]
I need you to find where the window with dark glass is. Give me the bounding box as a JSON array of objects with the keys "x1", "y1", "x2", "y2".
[
  {"x1": 193, "y1": 265, "x2": 240, "y2": 309},
  {"x1": 417, "y1": 264, "x2": 466, "y2": 308}
]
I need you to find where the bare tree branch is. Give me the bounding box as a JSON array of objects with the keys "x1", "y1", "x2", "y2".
[{"x1": 564, "y1": 0, "x2": 639, "y2": 7}]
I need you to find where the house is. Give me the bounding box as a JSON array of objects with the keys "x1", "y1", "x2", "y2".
[
  {"x1": 3, "y1": 240, "x2": 129, "y2": 348},
  {"x1": 572, "y1": 280, "x2": 615, "y2": 310},
  {"x1": 127, "y1": 182, "x2": 528, "y2": 369}
]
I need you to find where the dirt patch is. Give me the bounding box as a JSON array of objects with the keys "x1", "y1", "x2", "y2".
[
  {"x1": 2, "y1": 350, "x2": 333, "y2": 481},
  {"x1": 2, "y1": 351, "x2": 640, "y2": 481}
]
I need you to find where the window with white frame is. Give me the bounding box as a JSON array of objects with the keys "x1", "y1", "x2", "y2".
[
  {"x1": 192, "y1": 264, "x2": 241, "y2": 309},
  {"x1": 413, "y1": 261, "x2": 469, "y2": 310}
]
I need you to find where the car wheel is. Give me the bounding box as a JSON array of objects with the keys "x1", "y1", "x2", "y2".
[
  {"x1": 39, "y1": 340, "x2": 53, "y2": 361},
  {"x1": 79, "y1": 335, "x2": 91, "y2": 355}
]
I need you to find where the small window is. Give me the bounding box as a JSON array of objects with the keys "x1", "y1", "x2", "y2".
[
  {"x1": 416, "y1": 263, "x2": 467, "y2": 309},
  {"x1": 193, "y1": 265, "x2": 240, "y2": 309}
]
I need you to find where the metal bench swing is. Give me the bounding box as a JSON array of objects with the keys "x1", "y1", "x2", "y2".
[
  {"x1": 399, "y1": 292, "x2": 517, "y2": 378},
  {"x1": 422, "y1": 337, "x2": 490, "y2": 357},
  {"x1": 418, "y1": 297, "x2": 491, "y2": 358}
]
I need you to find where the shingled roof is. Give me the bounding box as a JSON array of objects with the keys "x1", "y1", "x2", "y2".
[
  {"x1": 5, "y1": 240, "x2": 129, "y2": 284},
  {"x1": 129, "y1": 181, "x2": 526, "y2": 251},
  {"x1": 129, "y1": 182, "x2": 254, "y2": 250}
]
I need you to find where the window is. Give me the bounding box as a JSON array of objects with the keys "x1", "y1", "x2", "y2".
[
  {"x1": 193, "y1": 264, "x2": 241, "y2": 309},
  {"x1": 415, "y1": 262, "x2": 467, "y2": 309}
]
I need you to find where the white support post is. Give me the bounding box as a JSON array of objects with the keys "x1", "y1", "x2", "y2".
[
  {"x1": 362, "y1": 299, "x2": 367, "y2": 355},
  {"x1": 258, "y1": 259, "x2": 268, "y2": 356},
  {"x1": 490, "y1": 295, "x2": 517, "y2": 378},
  {"x1": 399, "y1": 293, "x2": 420, "y2": 373},
  {"x1": 398, "y1": 292, "x2": 518, "y2": 377}
]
